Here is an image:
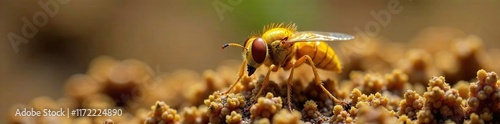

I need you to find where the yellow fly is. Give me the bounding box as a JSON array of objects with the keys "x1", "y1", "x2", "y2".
[{"x1": 221, "y1": 23, "x2": 354, "y2": 110}]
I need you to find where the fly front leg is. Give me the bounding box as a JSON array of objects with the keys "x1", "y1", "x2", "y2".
[
  {"x1": 222, "y1": 60, "x2": 246, "y2": 94},
  {"x1": 253, "y1": 65, "x2": 278, "y2": 100},
  {"x1": 294, "y1": 55, "x2": 346, "y2": 105}
]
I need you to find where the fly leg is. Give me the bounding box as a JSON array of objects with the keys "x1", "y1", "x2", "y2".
[
  {"x1": 253, "y1": 65, "x2": 277, "y2": 100},
  {"x1": 294, "y1": 55, "x2": 346, "y2": 105},
  {"x1": 221, "y1": 60, "x2": 246, "y2": 94},
  {"x1": 245, "y1": 65, "x2": 278, "y2": 112},
  {"x1": 282, "y1": 61, "x2": 297, "y2": 111}
]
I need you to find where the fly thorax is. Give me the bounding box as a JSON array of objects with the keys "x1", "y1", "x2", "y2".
[{"x1": 269, "y1": 41, "x2": 293, "y2": 65}]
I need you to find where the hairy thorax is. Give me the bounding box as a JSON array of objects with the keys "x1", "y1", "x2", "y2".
[{"x1": 268, "y1": 41, "x2": 295, "y2": 67}]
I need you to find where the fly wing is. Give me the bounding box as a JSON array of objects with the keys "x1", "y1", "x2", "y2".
[{"x1": 288, "y1": 31, "x2": 354, "y2": 42}]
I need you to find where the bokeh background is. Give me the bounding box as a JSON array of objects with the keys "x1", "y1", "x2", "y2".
[{"x1": 1, "y1": 0, "x2": 499, "y2": 122}]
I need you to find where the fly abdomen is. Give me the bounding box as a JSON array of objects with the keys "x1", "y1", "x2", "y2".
[{"x1": 295, "y1": 41, "x2": 342, "y2": 72}]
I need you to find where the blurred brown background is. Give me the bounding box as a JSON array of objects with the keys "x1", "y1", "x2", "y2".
[{"x1": 1, "y1": 0, "x2": 499, "y2": 122}]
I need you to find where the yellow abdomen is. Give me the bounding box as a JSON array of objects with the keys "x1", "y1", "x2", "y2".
[{"x1": 295, "y1": 41, "x2": 342, "y2": 72}]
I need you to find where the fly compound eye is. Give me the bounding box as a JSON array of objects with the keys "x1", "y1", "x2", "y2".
[{"x1": 251, "y1": 38, "x2": 267, "y2": 64}]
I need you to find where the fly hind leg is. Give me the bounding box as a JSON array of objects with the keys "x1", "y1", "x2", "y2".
[{"x1": 294, "y1": 55, "x2": 346, "y2": 105}]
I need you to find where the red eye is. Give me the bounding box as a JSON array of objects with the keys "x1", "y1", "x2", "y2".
[{"x1": 251, "y1": 38, "x2": 267, "y2": 63}]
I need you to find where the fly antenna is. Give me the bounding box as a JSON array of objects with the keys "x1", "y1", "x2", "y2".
[
  {"x1": 222, "y1": 43, "x2": 248, "y2": 53},
  {"x1": 222, "y1": 43, "x2": 245, "y2": 49}
]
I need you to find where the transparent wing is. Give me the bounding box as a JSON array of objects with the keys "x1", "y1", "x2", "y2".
[{"x1": 288, "y1": 31, "x2": 354, "y2": 42}]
